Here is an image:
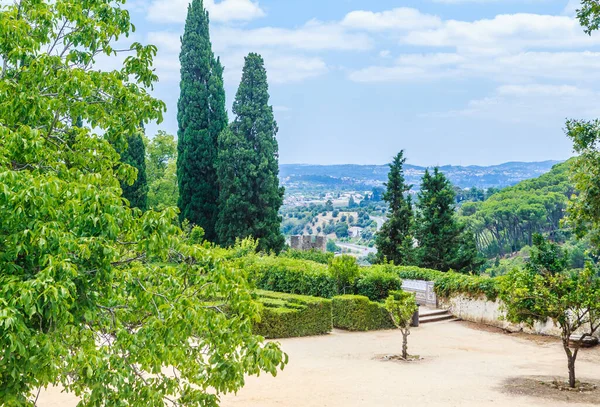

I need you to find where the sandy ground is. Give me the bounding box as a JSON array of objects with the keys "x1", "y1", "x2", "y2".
[{"x1": 38, "y1": 321, "x2": 600, "y2": 407}]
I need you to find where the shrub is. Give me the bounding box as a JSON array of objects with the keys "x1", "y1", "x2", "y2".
[
  {"x1": 332, "y1": 295, "x2": 394, "y2": 331},
  {"x1": 249, "y1": 256, "x2": 336, "y2": 298},
  {"x1": 354, "y1": 266, "x2": 402, "y2": 301},
  {"x1": 254, "y1": 291, "x2": 333, "y2": 339},
  {"x1": 329, "y1": 255, "x2": 360, "y2": 294},
  {"x1": 280, "y1": 249, "x2": 334, "y2": 265},
  {"x1": 396, "y1": 266, "x2": 501, "y2": 301}
]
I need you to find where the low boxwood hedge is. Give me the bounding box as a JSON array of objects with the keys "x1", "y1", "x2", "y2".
[
  {"x1": 254, "y1": 290, "x2": 332, "y2": 339},
  {"x1": 332, "y1": 295, "x2": 395, "y2": 331}
]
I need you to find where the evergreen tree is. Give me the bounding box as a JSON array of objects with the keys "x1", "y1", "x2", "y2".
[
  {"x1": 118, "y1": 125, "x2": 148, "y2": 211},
  {"x1": 216, "y1": 53, "x2": 284, "y2": 253},
  {"x1": 375, "y1": 151, "x2": 414, "y2": 265},
  {"x1": 415, "y1": 168, "x2": 481, "y2": 272},
  {"x1": 176, "y1": 0, "x2": 227, "y2": 241}
]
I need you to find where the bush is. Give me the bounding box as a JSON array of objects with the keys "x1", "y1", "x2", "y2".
[
  {"x1": 254, "y1": 291, "x2": 333, "y2": 339},
  {"x1": 332, "y1": 295, "x2": 394, "y2": 331},
  {"x1": 396, "y1": 266, "x2": 501, "y2": 301},
  {"x1": 329, "y1": 255, "x2": 360, "y2": 294},
  {"x1": 280, "y1": 248, "x2": 334, "y2": 265},
  {"x1": 249, "y1": 256, "x2": 337, "y2": 298},
  {"x1": 354, "y1": 266, "x2": 402, "y2": 301}
]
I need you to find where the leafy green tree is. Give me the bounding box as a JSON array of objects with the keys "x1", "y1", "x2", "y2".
[
  {"x1": 415, "y1": 168, "x2": 481, "y2": 272},
  {"x1": 327, "y1": 239, "x2": 341, "y2": 253},
  {"x1": 0, "y1": 1, "x2": 285, "y2": 404},
  {"x1": 348, "y1": 195, "x2": 357, "y2": 208},
  {"x1": 115, "y1": 125, "x2": 148, "y2": 211},
  {"x1": 177, "y1": 0, "x2": 227, "y2": 242},
  {"x1": 146, "y1": 131, "x2": 179, "y2": 209},
  {"x1": 385, "y1": 291, "x2": 418, "y2": 360},
  {"x1": 325, "y1": 199, "x2": 334, "y2": 211},
  {"x1": 577, "y1": 0, "x2": 600, "y2": 34},
  {"x1": 216, "y1": 53, "x2": 284, "y2": 253},
  {"x1": 376, "y1": 151, "x2": 414, "y2": 265},
  {"x1": 329, "y1": 255, "x2": 360, "y2": 294},
  {"x1": 501, "y1": 236, "x2": 600, "y2": 388},
  {"x1": 335, "y1": 222, "x2": 349, "y2": 238},
  {"x1": 565, "y1": 120, "x2": 600, "y2": 254}
]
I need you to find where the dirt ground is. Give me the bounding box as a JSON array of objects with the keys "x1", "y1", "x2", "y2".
[{"x1": 38, "y1": 321, "x2": 600, "y2": 407}]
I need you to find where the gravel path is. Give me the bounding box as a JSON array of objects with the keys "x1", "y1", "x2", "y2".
[{"x1": 38, "y1": 321, "x2": 600, "y2": 406}]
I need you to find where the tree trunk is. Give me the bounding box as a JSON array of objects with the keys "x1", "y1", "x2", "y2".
[
  {"x1": 562, "y1": 338, "x2": 578, "y2": 388},
  {"x1": 402, "y1": 329, "x2": 409, "y2": 360}
]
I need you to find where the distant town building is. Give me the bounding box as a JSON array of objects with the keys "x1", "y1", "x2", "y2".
[
  {"x1": 348, "y1": 227, "x2": 363, "y2": 238},
  {"x1": 290, "y1": 235, "x2": 327, "y2": 252}
]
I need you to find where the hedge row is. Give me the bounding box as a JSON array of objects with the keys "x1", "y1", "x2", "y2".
[
  {"x1": 248, "y1": 256, "x2": 402, "y2": 301},
  {"x1": 396, "y1": 266, "x2": 501, "y2": 301},
  {"x1": 254, "y1": 290, "x2": 332, "y2": 339},
  {"x1": 332, "y1": 295, "x2": 395, "y2": 331}
]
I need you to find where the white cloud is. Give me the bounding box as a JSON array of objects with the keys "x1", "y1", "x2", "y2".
[
  {"x1": 212, "y1": 21, "x2": 372, "y2": 52},
  {"x1": 402, "y1": 13, "x2": 599, "y2": 52},
  {"x1": 341, "y1": 8, "x2": 442, "y2": 31},
  {"x1": 563, "y1": 0, "x2": 582, "y2": 15},
  {"x1": 147, "y1": 0, "x2": 265, "y2": 23},
  {"x1": 424, "y1": 84, "x2": 600, "y2": 122}
]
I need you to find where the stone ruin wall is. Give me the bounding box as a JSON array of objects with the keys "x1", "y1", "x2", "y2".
[{"x1": 290, "y1": 235, "x2": 327, "y2": 252}]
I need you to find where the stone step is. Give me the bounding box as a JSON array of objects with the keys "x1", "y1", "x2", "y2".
[
  {"x1": 419, "y1": 313, "x2": 456, "y2": 324},
  {"x1": 419, "y1": 308, "x2": 450, "y2": 318}
]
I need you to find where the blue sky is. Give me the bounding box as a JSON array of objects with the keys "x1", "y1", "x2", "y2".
[{"x1": 125, "y1": 0, "x2": 598, "y2": 166}]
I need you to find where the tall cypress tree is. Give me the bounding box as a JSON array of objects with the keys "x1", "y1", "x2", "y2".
[
  {"x1": 119, "y1": 126, "x2": 148, "y2": 211},
  {"x1": 216, "y1": 53, "x2": 285, "y2": 253},
  {"x1": 177, "y1": 0, "x2": 227, "y2": 241},
  {"x1": 375, "y1": 151, "x2": 414, "y2": 265},
  {"x1": 414, "y1": 168, "x2": 480, "y2": 272}
]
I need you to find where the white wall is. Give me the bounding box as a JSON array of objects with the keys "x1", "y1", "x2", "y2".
[{"x1": 439, "y1": 294, "x2": 600, "y2": 339}]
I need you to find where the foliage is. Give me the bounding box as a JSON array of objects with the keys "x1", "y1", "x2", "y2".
[
  {"x1": 280, "y1": 249, "x2": 334, "y2": 264},
  {"x1": 250, "y1": 257, "x2": 336, "y2": 298},
  {"x1": 327, "y1": 239, "x2": 341, "y2": 253},
  {"x1": 415, "y1": 168, "x2": 482, "y2": 272},
  {"x1": 385, "y1": 291, "x2": 418, "y2": 359},
  {"x1": 565, "y1": 120, "x2": 600, "y2": 255},
  {"x1": 396, "y1": 267, "x2": 501, "y2": 301},
  {"x1": 376, "y1": 151, "x2": 415, "y2": 265},
  {"x1": 0, "y1": 1, "x2": 285, "y2": 405},
  {"x1": 115, "y1": 128, "x2": 148, "y2": 211},
  {"x1": 332, "y1": 295, "x2": 394, "y2": 331},
  {"x1": 254, "y1": 291, "x2": 332, "y2": 339},
  {"x1": 500, "y1": 236, "x2": 600, "y2": 388},
  {"x1": 353, "y1": 266, "x2": 403, "y2": 301},
  {"x1": 217, "y1": 53, "x2": 284, "y2": 253},
  {"x1": 145, "y1": 131, "x2": 178, "y2": 210},
  {"x1": 334, "y1": 222, "x2": 349, "y2": 238},
  {"x1": 460, "y1": 161, "x2": 573, "y2": 257},
  {"x1": 177, "y1": 0, "x2": 227, "y2": 242},
  {"x1": 329, "y1": 255, "x2": 360, "y2": 294},
  {"x1": 578, "y1": 0, "x2": 600, "y2": 34}
]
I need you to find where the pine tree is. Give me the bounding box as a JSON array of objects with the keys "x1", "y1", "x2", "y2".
[
  {"x1": 375, "y1": 151, "x2": 414, "y2": 265},
  {"x1": 216, "y1": 53, "x2": 284, "y2": 253},
  {"x1": 414, "y1": 168, "x2": 480, "y2": 272},
  {"x1": 176, "y1": 0, "x2": 227, "y2": 241}
]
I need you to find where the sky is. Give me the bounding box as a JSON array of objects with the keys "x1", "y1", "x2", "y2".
[{"x1": 123, "y1": 0, "x2": 598, "y2": 166}]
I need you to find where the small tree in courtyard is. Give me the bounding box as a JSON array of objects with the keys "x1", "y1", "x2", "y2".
[
  {"x1": 329, "y1": 255, "x2": 360, "y2": 294},
  {"x1": 385, "y1": 291, "x2": 418, "y2": 360},
  {"x1": 501, "y1": 235, "x2": 600, "y2": 388}
]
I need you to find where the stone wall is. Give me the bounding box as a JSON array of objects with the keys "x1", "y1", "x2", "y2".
[
  {"x1": 290, "y1": 235, "x2": 327, "y2": 252},
  {"x1": 439, "y1": 294, "x2": 600, "y2": 339},
  {"x1": 402, "y1": 279, "x2": 437, "y2": 307}
]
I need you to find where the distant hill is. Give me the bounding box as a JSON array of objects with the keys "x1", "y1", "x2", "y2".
[{"x1": 279, "y1": 161, "x2": 563, "y2": 192}]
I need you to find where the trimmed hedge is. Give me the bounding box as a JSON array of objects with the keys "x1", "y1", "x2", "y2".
[
  {"x1": 254, "y1": 290, "x2": 332, "y2": 339},
  {"x1": 396, "y1": 266, "x2": 501, "y2": 301},
  {"x1": 332, "y1": 295, "x2": 395, "y2": 331},
  {"x1": 250, "y1": 256, "x2": 336, "y2": 298},
  {"x1": 354, "y1": 267, "x2": 402, "y2": 301}
]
